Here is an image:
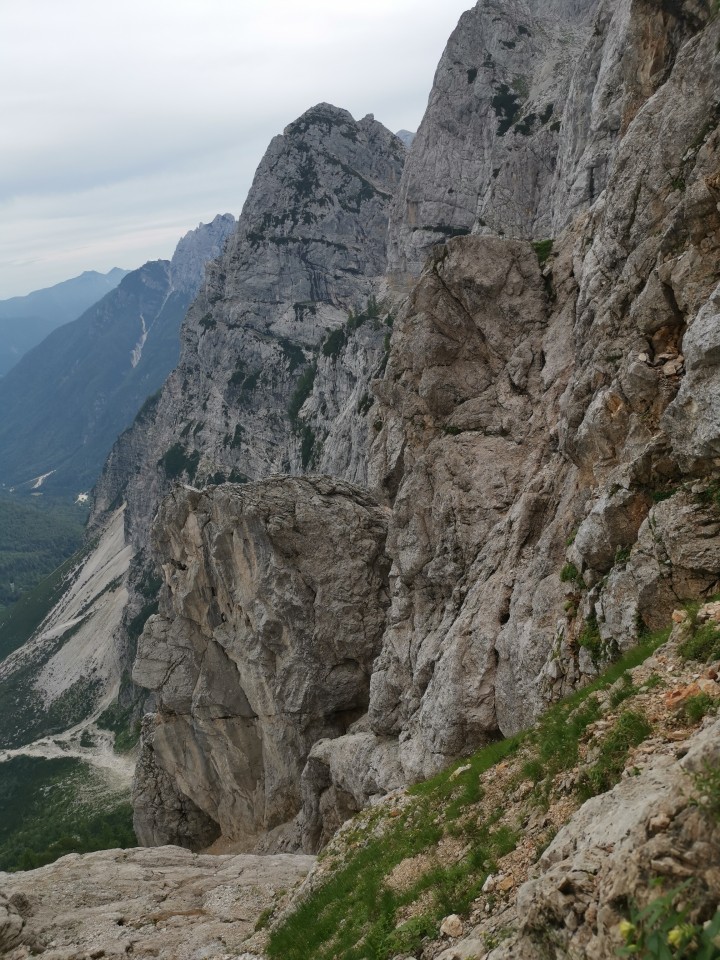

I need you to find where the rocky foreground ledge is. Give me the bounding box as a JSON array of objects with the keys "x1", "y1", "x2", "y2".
[{"x1": 0, "y1": 847, "x2": 314, "y2": 960}]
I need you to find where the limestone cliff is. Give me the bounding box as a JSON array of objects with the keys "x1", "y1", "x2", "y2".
[
  {"x1": 2, "y1": 0, "x2": 720, "y2": 957},
  {"x1": 91, "y1": 0, "x2": 720, "y2": 867},
  {"x1": 92, "y1": 105, "x2": 406, "y2": 547},
  {"x1": 132, "y1": 477, "x2": 391, "y2": 849},
  {"x1": 387, "y1": 0, "x2": 714, "y2": 279},
  {"x1": 319, "y1": 0, "x2": 720, "y2": 802}
]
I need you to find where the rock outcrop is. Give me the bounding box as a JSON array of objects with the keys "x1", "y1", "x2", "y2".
[
  {"x1": 470, "y1": 715, "x2": 720, "y2": 960},
  {"x1": 367, "y1": 235, "x2": 560, "y2": 781},
  {"x1": 0, "y1": 846, "x2": 314, "y2": 960},
  {"x1": 132, "y1": 477, "x2": 390, "y2": 849}
]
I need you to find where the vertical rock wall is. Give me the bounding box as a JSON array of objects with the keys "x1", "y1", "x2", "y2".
[{"x1": 132, "y1": 478, "x2": 390, "y2": 848}]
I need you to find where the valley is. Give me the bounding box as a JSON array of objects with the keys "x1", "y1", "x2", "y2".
[{"x1": 1, "y1": 0, "x2": 720, "y2": 957}]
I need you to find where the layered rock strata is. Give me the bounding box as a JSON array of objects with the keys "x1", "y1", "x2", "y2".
[{"x1": 132, "y1": 477, "x2": 391, "y2": 849}]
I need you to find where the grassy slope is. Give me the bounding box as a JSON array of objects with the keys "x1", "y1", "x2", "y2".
[{"x1": 267, "y1": 630, "x2": 676, "y2": 960}]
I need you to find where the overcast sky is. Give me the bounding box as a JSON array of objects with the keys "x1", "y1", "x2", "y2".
[{"x1": 0, "y1": 1, "x2": 472, "y2": 300}]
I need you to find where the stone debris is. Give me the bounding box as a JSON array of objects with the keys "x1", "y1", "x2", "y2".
[{"x1": 440, "y1": 914, "x2": 464, "y2": 938}]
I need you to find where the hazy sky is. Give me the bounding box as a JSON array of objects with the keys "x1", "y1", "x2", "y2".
[{"x1": 0, "y1": 1, "x2": 472, "y2": 300}]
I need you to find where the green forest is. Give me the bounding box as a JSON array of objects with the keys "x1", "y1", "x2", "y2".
[
  {"x1": 0, "y1": 494, "x2": 86, "y2": 608},
  {"x1": 0, "y1": 755, "x2": 135, "y2": 872}
]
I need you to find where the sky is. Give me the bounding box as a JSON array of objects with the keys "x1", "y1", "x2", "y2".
[{"x1": 0, "y1": 0, "x2": 473, "y2": 300}]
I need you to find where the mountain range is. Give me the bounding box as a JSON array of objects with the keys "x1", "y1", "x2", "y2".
[
  {"x1": 1, "y1": 0, "x2": 720, "y2": 957},
  {"x1": 0, "y1": 268, "x2": 129, "y2": 377},
  {"x1": 0, "y1": 215, "x2": 234, "y2": 496}
]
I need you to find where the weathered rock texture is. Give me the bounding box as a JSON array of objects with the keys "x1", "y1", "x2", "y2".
[
  {"x1": 479, "y1": 715, "x2": 720, "y2": 960},
  {"x1": 92, "y1": 104, "x2": 405, "y2": 547},
  {"x1": 118, "y1": 0, "x2": 720, "y2": 852},
  {"x1": 132, "y1": 477, "x2": 390, "y2": 849},
  {"x1": 0, "y1": 846, "x2": 314, "y2": 960},
  {"x1": 387, "y1": 0, "x2": 596, "y2": 278},
  {"x1": 287, "y1": 0, "x2": 720, "y2": 823},
  {"x1": 387, "y1": 0, "x2": 716, "y2": 279},
  {"x1": 367, "y1": 235, "x2": 561, "y2": 781}
]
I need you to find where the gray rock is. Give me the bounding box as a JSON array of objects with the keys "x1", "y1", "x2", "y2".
[
  {"x1": 663, "y1": 282, "x2": 720, "y2": 468},
  {"x1": 0, "y1": 892, "x2": 24, "y2": 954},
  {"x1": 386, "y1": 0, "x2": 598, "y2": 279},
  {"x1": 480, "y1": 717, "x2": 720, "y2": 960},
  {"x1": 132, "y1": 476, "x2": 390, "y2": 849},
  {"x1": 0, "y1": 846, "x2": 314, "y2": 960},
  {"x1": 600, "y1": 489, "x2": 720, "y2": 648},
  {"x1": 93, "y1": 104, "x2": 406, "y2": 548},
  {"x1": 301, "y1": 732, "x2": 404, "y2": 850}
]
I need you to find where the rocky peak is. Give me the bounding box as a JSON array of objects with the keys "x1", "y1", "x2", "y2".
[
  {"x1": 386, "y1": 0, "x2": 715, "y2": 281},
  {"x1": 168, "y1": 213, "x2": 235, "y2": 295},
  {"x1": 92, "y1": 103, "x2": 405, "y2": 546}
]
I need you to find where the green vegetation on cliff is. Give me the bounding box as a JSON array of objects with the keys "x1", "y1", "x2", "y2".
[
  {"x1": 267, "y1": 631, "x2": 671, "y2": 960},
  {"x1": 0, "y1": 495, "x2": 86, "y2": 611}
]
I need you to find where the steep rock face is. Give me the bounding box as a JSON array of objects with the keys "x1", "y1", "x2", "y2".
[
  {"x1": 314, "y1": 0, "x2": 720, "y2": 798},
  {"x1": 132, "y1": 477, "x2": 390, "y2": 849},
  {"x1": 92, "y1": 105, "x2": 405, "y2": 547},
  {"x1": 387, "y1": 0, "x2": 713, "y2": 279},
  {"x1": 386, "y1": 0, "x2": 596, "y2": 277},
  {"x1": 367, "y1": 236, "x2": 562, "y2": 781}
]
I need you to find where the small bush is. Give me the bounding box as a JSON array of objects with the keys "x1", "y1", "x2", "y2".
[
  {"x1": 679, "y1": 621, "x2": 720, "y2": 663},
  {"x1": 560, "y1": 562, "x2": 584, "y2": 588},
  {"x1": 578, "y1": 614, "x2": 604, "y2": 663},
  {"x1": 693, "y1": 762, "x2": 720, "y2": 823},
  {"x1": 255, "y1": 907, "x2": 274, "y2": 932},
  {"x1": 619, "y1": 884, "x2": 720, "y2": 960},
  {"x1": 278, "y1": 338, "x2": 305, "y2": 372},
  {"x1": 322, "y1": 328, "x2": 346, "y2": 358},
  {"x1": 532, "y1": 239, "x2": 554, "y2": 266},
  {"x1": 609, "y1": 672, "x2": 637, "y2": 708},
  {"x1": 577, "y1": 709, "x2": 651, "y2": 800},
  {"x1": 159, "y1": 444, "x2": 200, "y2": 482},
  {"x1": 680, "y1": 693, "x2": 718, "y2": 725},
  {"x1": 614, "y1": 544, "x2": 632, "y2": 565},
  {"x1": 288, "y1": 364, "x2": 317, "y2": 425}
]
